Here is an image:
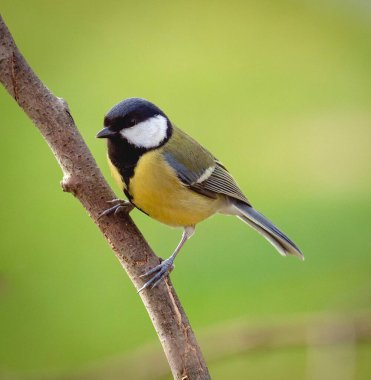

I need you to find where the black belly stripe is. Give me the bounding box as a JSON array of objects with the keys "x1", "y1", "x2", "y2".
[
  {"x1": 123, "y1": 188, "x2": 131, "y2": 200},
  {"x1": 108, "y1": 140, "x2": 149, "y2": 216},
  {"x1": 123, "y1": 188, "x2": 148, "y2": 215},
  {"x1": 120, "y1": 165, "x2": 136, "y2": 189},
  {"x1": 106, "y1": 127, "x2": 173, "y2": 217}
]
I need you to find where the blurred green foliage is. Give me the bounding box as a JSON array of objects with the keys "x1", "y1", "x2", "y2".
[{"x1": 1, "y1": 0, "x2": 370, "y2": 378}]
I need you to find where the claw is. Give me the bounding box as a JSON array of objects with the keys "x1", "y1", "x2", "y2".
[
  {"x1": 137, "y1": 259, "x2": 174, "y2": 293},
  {"x1": 150, "y1": 275, "x2": 168, "y2": 290},
  {"x1": 139, "y1": 262, "x2": 163, "y2": 278},
  {"x1": 98, "y1": 199, "x2": 134, "y2": 219},
  {"x1": 107, "y1": 198, "x2": 123, "y2": 204}
]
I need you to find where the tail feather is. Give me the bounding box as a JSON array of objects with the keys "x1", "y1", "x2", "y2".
[{"x1": 232, "y1": 201, "x2": 303, "y2": 259}]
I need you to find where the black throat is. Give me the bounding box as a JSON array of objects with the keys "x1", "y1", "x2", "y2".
[
  {"x1": 107, "y1": 123, "x2": 173, "y2": 188},
  {"x1": 107, "y1": 137, "x2": 146, "y2": 188}
]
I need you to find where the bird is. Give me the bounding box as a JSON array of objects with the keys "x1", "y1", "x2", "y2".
[{"x1": 97, "y1": 98, "x2": 303, "y2": 292}]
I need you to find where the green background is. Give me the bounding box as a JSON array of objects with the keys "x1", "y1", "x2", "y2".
[{"x1": 1, "y1": 0, "x2": 371, "y2": 379}]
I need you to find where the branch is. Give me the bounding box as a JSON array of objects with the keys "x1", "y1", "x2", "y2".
[{"x1": 0, "y1": 15, "x2": 210, "y2": 380}]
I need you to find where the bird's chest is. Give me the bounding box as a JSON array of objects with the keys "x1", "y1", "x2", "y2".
[
  {"x1": 129, "y1": 151, "x2": 182, "y2": 217},
  {"x1": 127, "y1": 151, "x2": 221, "y2": 227}
]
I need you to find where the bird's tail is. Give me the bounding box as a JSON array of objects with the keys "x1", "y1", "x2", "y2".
[{"x1": 231, "y1": 200, "x2": 303, "y2": 259}]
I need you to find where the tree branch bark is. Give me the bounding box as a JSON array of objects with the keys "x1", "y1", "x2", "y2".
[{"x1": 0, "y1": 15, "x2": 210, "y2": 380}]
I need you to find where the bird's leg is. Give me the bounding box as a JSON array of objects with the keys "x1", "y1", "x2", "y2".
[
  {"x1": 98, "y1": 199, "x2": 134, "y2": 219},
  {"x1": 137, "y1": 226, "x2": 195, "y2": 293}
]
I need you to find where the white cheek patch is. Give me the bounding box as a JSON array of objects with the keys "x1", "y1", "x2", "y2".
[{"x1": 120, "y1": 115, "x2": 168, "y2": 148}]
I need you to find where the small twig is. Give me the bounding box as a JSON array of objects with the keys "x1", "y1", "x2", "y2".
[{"x1": 0, "y1": 15, "x2": 210, "y2": 380}]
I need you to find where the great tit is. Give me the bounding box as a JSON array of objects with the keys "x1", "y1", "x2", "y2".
[{"x1": 97, "y1": 98, "x2": 303, "y2": 292}]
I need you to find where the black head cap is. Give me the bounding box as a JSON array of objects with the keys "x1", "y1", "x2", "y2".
[{"x1": 103, "y1": 98, "x2": 167, "y2": 131}]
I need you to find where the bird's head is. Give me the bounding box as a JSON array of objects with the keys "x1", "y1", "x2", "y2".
[{"x1": 97, "y1": 98, "x2": 172, "y2": 149}]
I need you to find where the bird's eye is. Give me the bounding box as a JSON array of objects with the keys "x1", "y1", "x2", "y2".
[{"x1": 129, "y1": 119, "x2": 136, "y2": 127}]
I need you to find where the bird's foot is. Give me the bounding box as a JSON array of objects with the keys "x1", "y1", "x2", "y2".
[
  {"x1": 98, "y1": 199, "x2": 134, "y2": 219},
  {"x1": 137, "y1": 258, "x2": 175, "y2": 293}
]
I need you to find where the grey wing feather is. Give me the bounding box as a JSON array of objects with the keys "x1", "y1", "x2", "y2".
[
  {"x1": 191, "y1": 163, "x2": 250, "y2": 205},
  {"x1": 162, "y1": 126, "x2": 216, "y2": 184},
  {"x1": 163, "y1": 150, "x2": 218, "y2": 199},
  {"x1": 162, "y1": 152, "x2": 201, "y2": 184},
  {"x1": 162, "y1": 127, "x2": 250, "y2": 205}
]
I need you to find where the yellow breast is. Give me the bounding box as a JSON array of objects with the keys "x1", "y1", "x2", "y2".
[
  {"x1": 128, "y1": 150, "x2": 223, "y2": 227},
  {"x1": 108, "y1": 154, "x2": 125, "y2": 190}
]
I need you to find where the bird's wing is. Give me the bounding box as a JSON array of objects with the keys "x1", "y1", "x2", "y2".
[
  {"x1": 191, "y1": 162, "x2": 250, "y2": 204},
  {"x1": 161, "y1": 127, "x2": 250, "y2": 205}
]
